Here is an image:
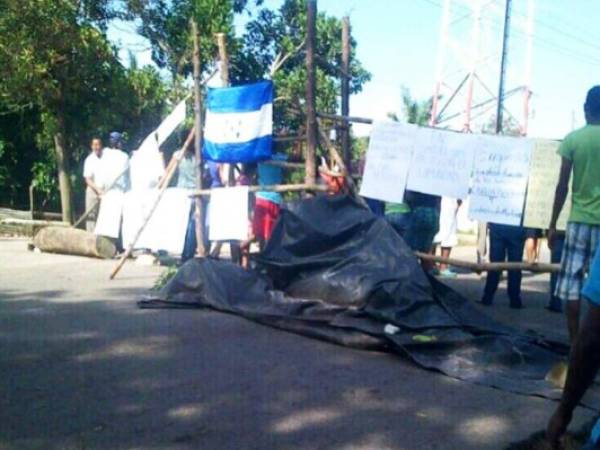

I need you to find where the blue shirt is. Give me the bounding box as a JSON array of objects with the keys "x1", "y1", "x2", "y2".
[
  {"x1": 257, "y1": 153, "x2": 287, "y2": 204},
  {"x1": 207, "y1": 161, "x2": 223, "y2": 188}
]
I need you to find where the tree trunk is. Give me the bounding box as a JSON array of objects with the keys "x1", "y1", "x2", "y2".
[{"x1": 53, "y1": 110, "x2": 73, "y2": 224}]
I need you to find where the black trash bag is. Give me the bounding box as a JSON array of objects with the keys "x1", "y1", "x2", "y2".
[{"x1": 140, "y1": 194, "x2": 600, "y2": 405}]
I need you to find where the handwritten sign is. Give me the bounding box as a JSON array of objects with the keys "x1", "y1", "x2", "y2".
[
  {"x1": 469, "y1": 135, "x2": 533, "y2": 226},
  {"x1": 522, "y1": 140, "x2": 570, "y2": 230},
  {"x1": 359, "y1": 122, "x2": 417, "y2": 203},
  {"x1": 406, "y1": 128, "x2": 475, "y2": 199}
]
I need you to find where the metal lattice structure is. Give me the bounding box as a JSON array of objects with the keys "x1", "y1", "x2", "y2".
[{"x1": 429, "y1": 0, "x2": 535, "y2": 135}]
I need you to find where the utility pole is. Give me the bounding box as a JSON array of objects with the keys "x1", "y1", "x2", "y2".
[
  {"x1": 305, "y1": 0, "x2": 317, "y2": 186},
  {"x1": 495, "y1": 0, "x2": 512, "y2": 134},
  {"x1": 340, "y1": 16, "x2": 351, "y2": 170},
  {"x1": 521, "y1": 0, "x2": 534, "y2": 135},
  {"x1": 191, "y1": 19, "x2": 206, "y2": 256}
]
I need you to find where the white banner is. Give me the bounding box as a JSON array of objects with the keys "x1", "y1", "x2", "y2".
[
  {"x1": 359, "y1": 122, "x2": 416, "y2": 203},
  {"x1": 95, "y1": 190, "x2": 125, "y2": 239},
  {"x1": 122, "y1": 188, "x2": 192, "y2": 255},
  {"x1": 406, "y1": 128, "x2": 475, "y2": 199},
  {"x1": 522, "y1": 139, "x2": 570, "y2": 230},
  {"x1": 209, "y1": 187, "x2": 249, "y2": 241},
  {"x1": 137, "y1": 99, "x2": 187, "y2": 154},
  {"x1": 469, "y1": 135, "x2": 533, "y2": 226}
]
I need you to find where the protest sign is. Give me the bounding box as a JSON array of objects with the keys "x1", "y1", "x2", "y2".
[
  {"x1": 469, "y1": 135, "x2": 533, "y2": 226},
  {"x1": 209, "y1": 186, "x2": 249, "y2": 241},
  {"x1": 522, "y1": 140, "x2": 570, "y2": 230},
  {"x1": 95, "y1": 190, "x2": 125, "y2": 239},
  {"x1": 122, "y1": 188, "x2": 192, "y2": 254},
  {"x1": 359, "y1": 122, "x2": 416, "y2": 203},
  {"x1": 406, "y1": 128, "x2": 475, "y2": 199}
]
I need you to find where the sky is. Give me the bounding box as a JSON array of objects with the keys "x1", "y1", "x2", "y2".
[{"x1": 108, "y1": 0, "x2": 600, "y2": 139}]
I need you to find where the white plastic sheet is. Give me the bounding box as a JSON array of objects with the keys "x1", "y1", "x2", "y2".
[{"x1": 208, "y1": 187, "x2": 249, "y2": 241}]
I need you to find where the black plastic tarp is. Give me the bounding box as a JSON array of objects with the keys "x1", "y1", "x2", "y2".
[{"x1": 140, "y1": 195, "x2": 593, "y2": 402}]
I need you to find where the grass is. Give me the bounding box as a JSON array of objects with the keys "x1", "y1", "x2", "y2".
[{"x1": 152, "y1": 264, "x2": 178, "y2": 291}]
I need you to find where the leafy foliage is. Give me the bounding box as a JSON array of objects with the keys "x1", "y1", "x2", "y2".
[
  {"x1": 231, "y1": 0, "x2": 371, "y2": 132},
  {"x1": 126, "y1": 0, "x2": 261, "y2": 77},
  {"x1": 400, "y1": 88, "x2": 433, "y2": 126},
  {"x1": 0, "y1": 0, "x2": 170, "y2": 212}
]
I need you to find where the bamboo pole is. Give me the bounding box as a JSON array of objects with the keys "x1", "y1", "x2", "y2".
[
  {"x1": 415, "y1": 252, "x2": 560, "y2": 273},
  {"x1": 190, "y1": 183, "x2": 328, "y2": 197},
  {"x1": 109, "y1": 128, "x2": 195, "y2": 280},
  {"x1": 191, "y1": 19, "x2": 207, "y2": 257},
  {"x1": 304, "y1": 0, "x2": 318, "y2": 186},
  {"x1": 262, "y1": 160, "x2": 304, "y2": 170},
  {"x1": 340, "y1": 16, "x2": 351, "y2": 170}
]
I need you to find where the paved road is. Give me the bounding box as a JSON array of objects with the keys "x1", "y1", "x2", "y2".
[{"x1": 0, "y1": 238, "x2": 594, "y2": 450}]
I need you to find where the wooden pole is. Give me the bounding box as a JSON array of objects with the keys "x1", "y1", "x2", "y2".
[
  {"x1": 340, "y1": 16, "x2": 351, "y2": 170},
  {"x1": 305, "y1": 0, "x2": 318, "y2": 186},
  {"x1": 416, "y1": 252, "x2": 559, "y2": 274},
  {"x1": 191, "y1": 183, "x2": 327, "y2": 197},
  {"x1": 191, "y1": 19, "x2": 207, "y2": 257},
  {"x1": 495, "y1": 0, "x2": 512, "y2": 133},
  {"x1": 109, "y1": 129, "x2": 196, "y2": 280},
  {"x1": 216, "y1": 33, "x2": 229, "y2": 87}
]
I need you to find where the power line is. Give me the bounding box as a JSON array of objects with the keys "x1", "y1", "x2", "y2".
[{"x1": 420, "y1": 0, "x2": 600, "y2": 68}]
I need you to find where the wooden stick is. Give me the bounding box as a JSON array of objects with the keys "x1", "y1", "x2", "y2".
[
  {"x1": 191, "y1": 20, "x2": 207, "y2": 257},
  {"x1": 340, "y1": 16, "x2": 351, "y2": 170},
  {"x1": 315, "y1": 118, "x2": 368, "y2": 207},
  {"x1": 72, "y1": 164, "x2": 130, "y2": 229},
  {"x1": 304, "y1": 0, "x2": 318, "y2": 186},
  {"x1": 1, "y1": 218, "x2": 70, "y2": 227},
  {"x1": 415, "y1": 252, "x2": 560, "y2": 273},
  {"x1": 261, "y1": 160, "x2": 305, "y2": 170},
  {"x1": 190, "y1": 183, "x2": 328, "y2": 197},
  {"x1": 109, "y1": 128, "x2": 195, "y2": 280}
]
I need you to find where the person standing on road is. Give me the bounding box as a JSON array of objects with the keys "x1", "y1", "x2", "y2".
[
  {"x1": 546, "y1": 247, "x2": 600, "y2": 449},
  {"x1": 434, "y1": 197, "x2": 462, "y2": 278},
  {"x1": 404, "y1": 190, "x2": 441, "y2": 273},
  {"x1": 83, "y1": 137, "x2": 105, "y2": 232},
  {"x1": 480, "y1": 223, "x2": 527, "y2": 309},
  {"x1": 549, "y1": 86, "x2": 600, "y2": 344}
]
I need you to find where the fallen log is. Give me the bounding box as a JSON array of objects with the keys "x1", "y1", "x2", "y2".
[
  {"x1": 1, "y1": 218, "x2": 70, "y2": 227},
  {"x1": 33, "y1": 226, "x2": 116, "y2": 259},
  {"x1": 415, "y1": 252, "x2": 560, "y2": 273}
]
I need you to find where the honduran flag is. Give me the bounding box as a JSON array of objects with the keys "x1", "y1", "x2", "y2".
[{"x1": 204, "y1": 80, "x2": 273, "y2": 163}]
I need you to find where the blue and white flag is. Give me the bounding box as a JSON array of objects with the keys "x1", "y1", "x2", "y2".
[{"x1": 204, "y1": 80, "x2": 273, "y2": 163}]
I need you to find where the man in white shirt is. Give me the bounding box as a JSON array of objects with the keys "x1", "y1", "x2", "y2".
[
  {"x1": 91, "y1": 132, "x2": 130, "y2": 246},
  {"x1": 83, "y1": 137, "x2": 104, "y2": 231}
]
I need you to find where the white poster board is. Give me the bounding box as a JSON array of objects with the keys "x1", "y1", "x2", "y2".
[
  {"x1": 209, "y1": 186, "x2": 249, "y2": 241},
  {"x1": 122, "y1": 188, "x2": 192, "y2": 255},
  {"x1": 406, "y1": 128, "x2": 476, "y2": 199},
  {"x1": 522, "y1": 139, "x2": 570, "y2": 230},
  {"x1": 95, "y1": 190, "x2": 125, "y2": 239},
  {"x1": 359, "y1": 122, "x2": 417, "y2": 203},
  {"x1": 469, "y1": 135, "x2": 533, "y2": 226}
]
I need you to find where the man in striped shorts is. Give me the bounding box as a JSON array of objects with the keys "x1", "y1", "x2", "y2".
[{"x1": 549, "y1": 86, "x2": 600, "y2": 344}]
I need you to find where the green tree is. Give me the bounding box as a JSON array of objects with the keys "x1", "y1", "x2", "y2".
[
  {"x1": 0, "y1": 0, "x2": 125, "y2": 221},
  {"x1": 126, "y1": 0, "x2": 261, "y2": 79},
  {"x1": 231, "y1": 0, "x2": 371, "y2": 133},
  {"x1": 400, "y1": 88, "x2": 433, "y2": 126}
]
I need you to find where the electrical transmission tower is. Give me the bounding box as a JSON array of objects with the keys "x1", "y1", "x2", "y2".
[{"x1": 429, "y1": 0, "x2": 535, "y2": 135}]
